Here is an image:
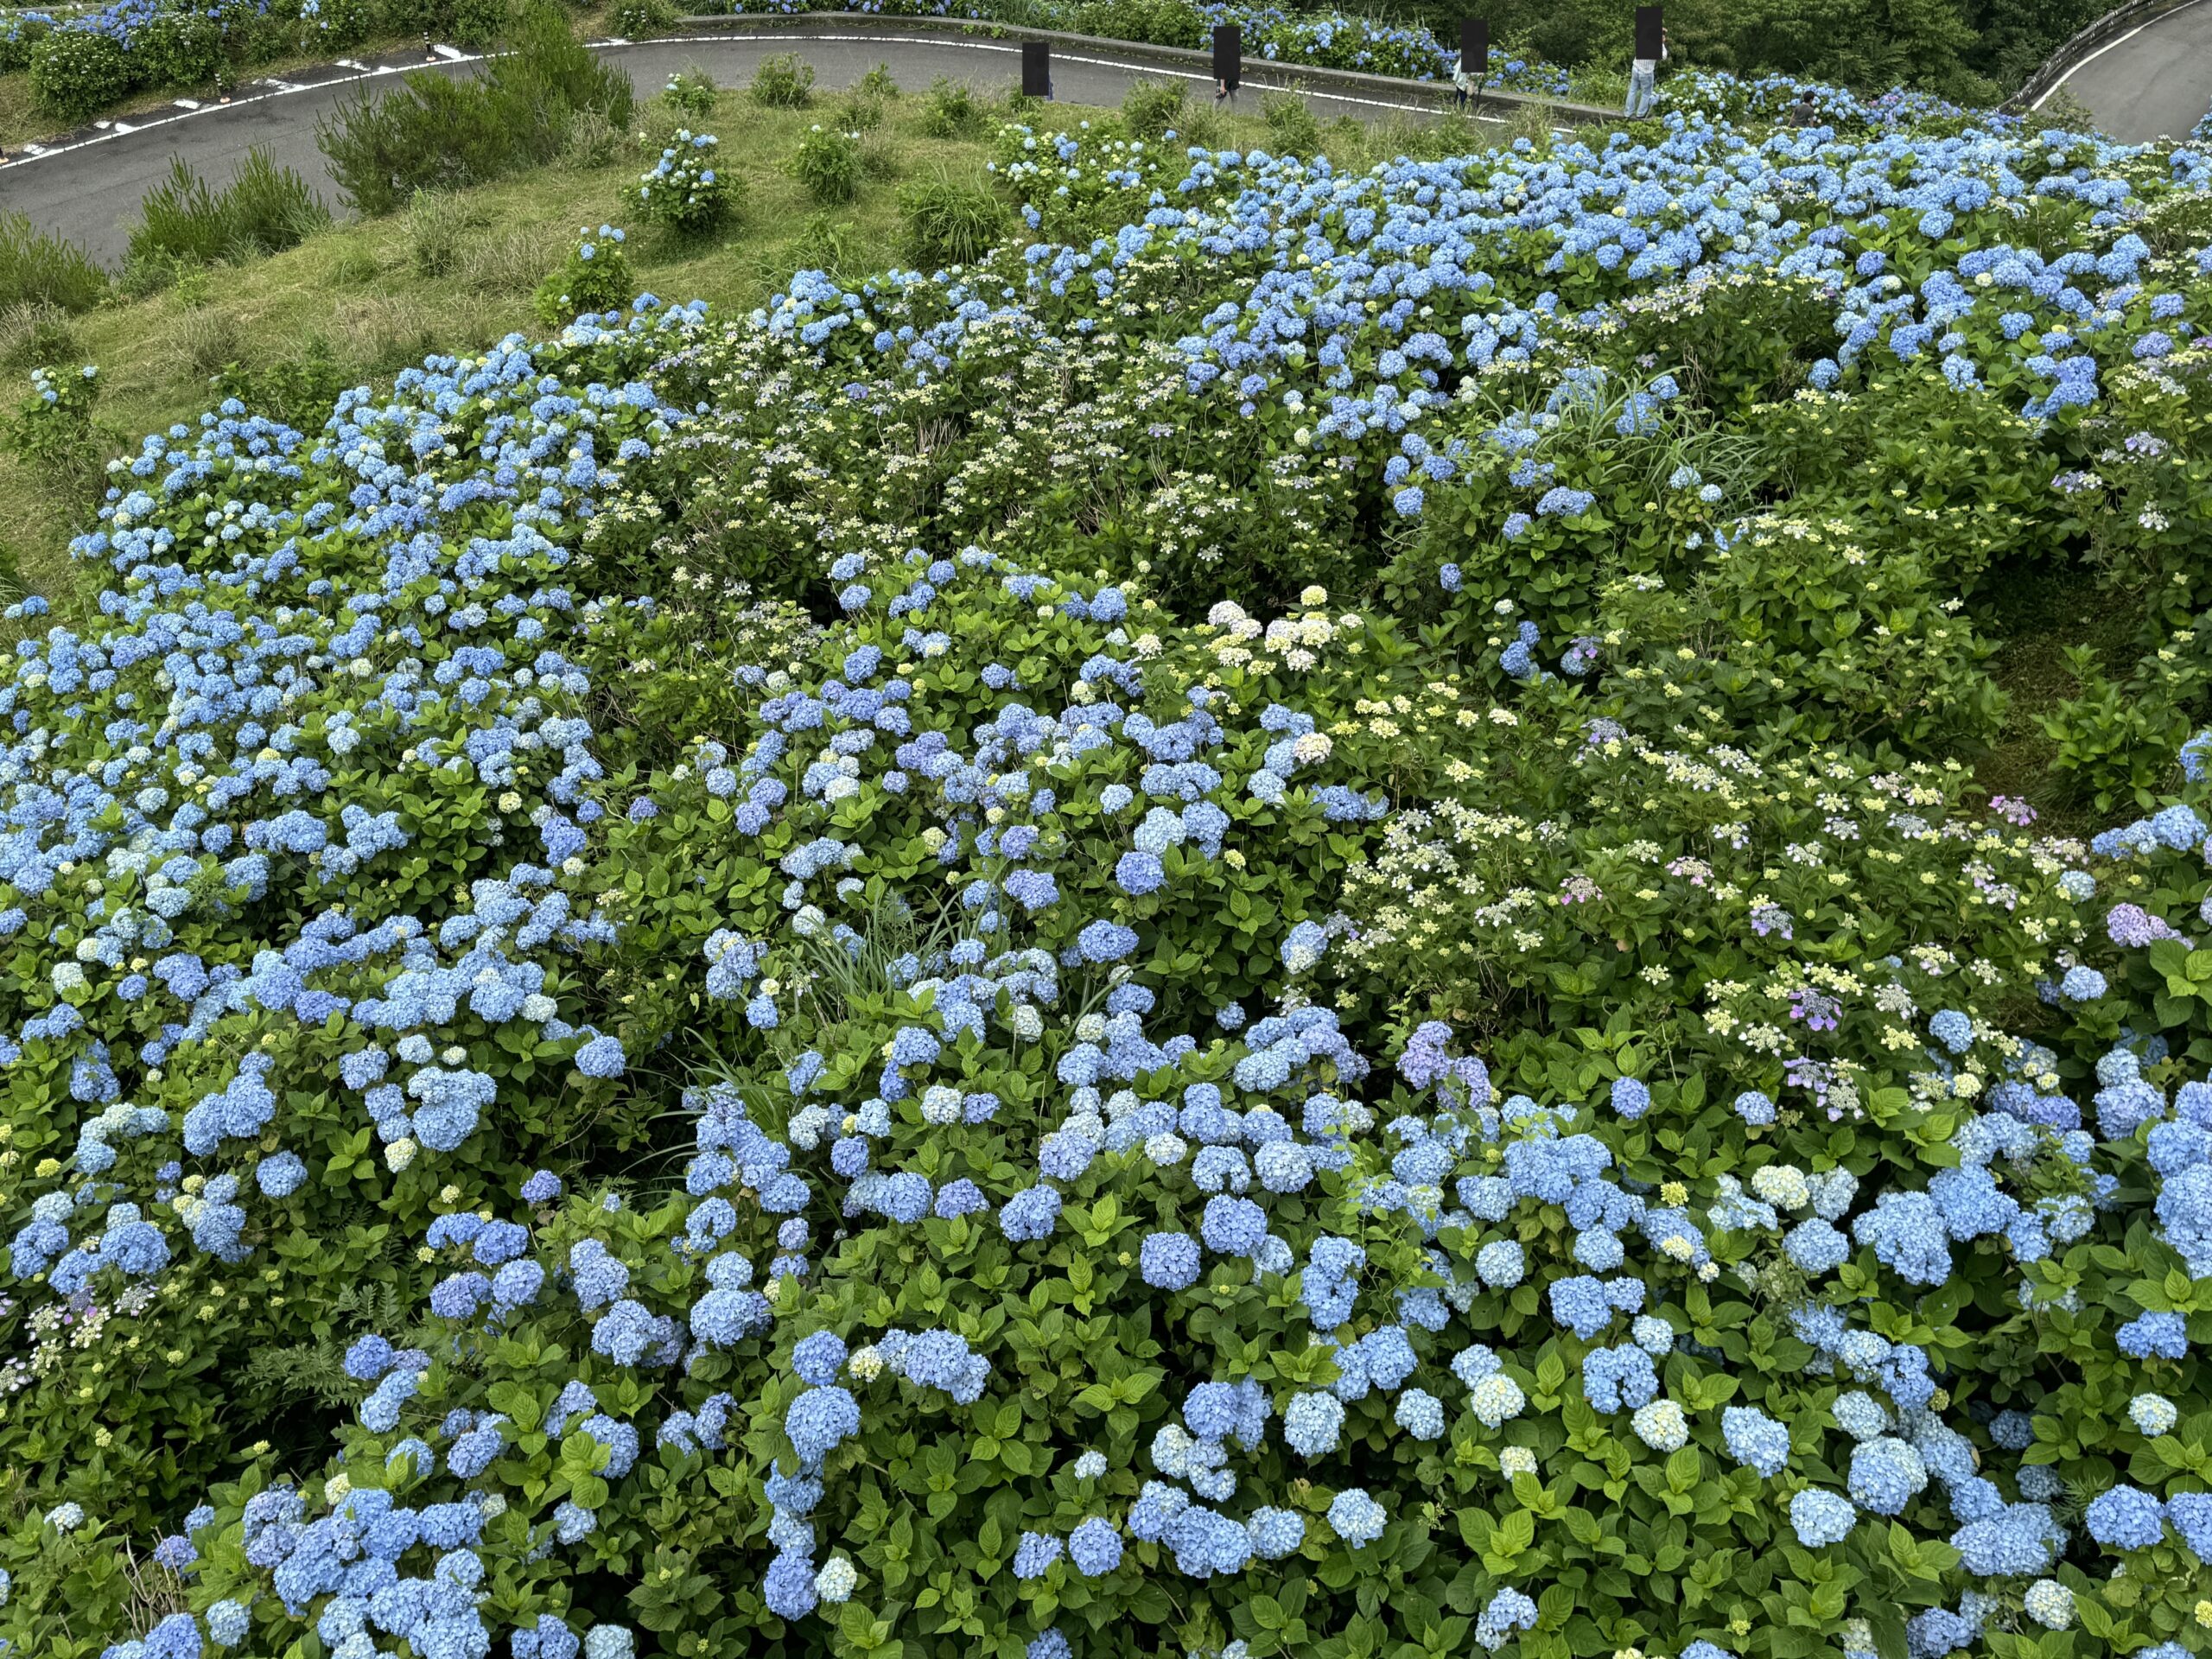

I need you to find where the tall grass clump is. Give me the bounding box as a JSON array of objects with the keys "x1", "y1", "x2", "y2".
[
  {"x1": 897, "y1": 172, "x2": 1007, "y2": 269},
  {"x1": 918, "y1": 74, "x2": 988, "y2": 137},
  {"x1": 748, "y1": 52, "x2": 814, "y2": 108},
  {"x1": 791, "y1": 124, "x2": 861, "y2": 207},
  {"x1": 220, "y1": 149, "x2": 333, "y2": 254},
  {"x1": 1260, "y1": 89, "x2": 1322, "y2": 153},
  {"x1": 130, "y1": 158, "x2": 228, "y2": 267},
  {"x1": 130, "y1": 151, "x2": 332, "y2": 267},
  {"x1": 0, "y1": 213, "x2": 106, "y2": 314},
  {"x1": 1119, "y1": 74, "x2": 1186, "y2": 138}
]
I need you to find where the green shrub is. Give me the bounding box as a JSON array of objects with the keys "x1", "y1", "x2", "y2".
[
  {"x1": 1, "y1": 364, "x2": 111, "y2": 496},
  {"x1": 406, "y1": 188, "x2": 476, "y2": 276},
  {"x1": 612, "y1": 0, "x2": 677, "y2": 34},
  {"x1": 561, "y1": 105, "x2": 626, "y2": 168},
  {"x1": 317, "y1": 71, "x2": 524, "y2": 215},
  {"x1": 454, "y1": 226, "x2": 545, "y2": 293},
  {"x1": 638, "y1": 129, "x2": 735, "y2": 234},
  {"x1": 1172, "y1": 101, "x2": 1225, "y2": 148},
  {"x1": 2042, "y1": 641, "x2": 2204, "y2": 813},
  {"x1": 1118, "y1": 74, "x2": 1185, "y2": 139},
  {"x1": 219, "y1": 149, "x2": 332, "y2": 254},
  {"x1": 375, "y1": 0, "x2": 461, "y2": 40},
  {"x1": 136, "y1": 9, "x2": 225, "y2": 88},
  {"x1": 1261, "y1": 89, "x2": 1321, "y2": 154},
  {"x1": 0, "y1": 302, "x2": 79, "y2": 372},
  {"x1": 918, "y1": 74, "x2": 986, "y2": 137},
  {"x1": 483, "y1": 0, "x2": 634, "y2": 157},
  {"x1": 300, "y1": 0, "x2": 374, "y2": 51},
  {"x1": 749, "y1": 50, "x2": 814, "y2": 107},
  {"x1": 790, "y1": 123, "x2": 861, "y2": 206},
  {"x1": 0, "y1": 213, "x2": 107, "y2": 314},
  {"x1": 118, "y1": 248, "x2": 196, "y2": 299},
  {"x1": 784, "y1": 210, "x2": 861, "y2": 280},
  {"x1": 130, "y1": 150, "x2": 331, "y2": 266},
  {"x1": 451, "y1": 0, "x2": 510, "y2": 48},
  {"x1": 213, "y1": 0, "x2": 286, "y2": 61},
  {"x1": 129, "y1": 157, "x2": 231, "y2": 267},
  {"x1": 836, "y1": 86, "x2": 885, "y2": 132},
  {"x1": 533, "y1": 223, "x2": 636, "y2": 326},
  {"x1": 855, "y1": 60, "x2": 897, "y2": 99},
  {"x1": 0, "y1": 15, "x2": 51, "y2": 73},
  {"x1": 1070, "y1": 0, "x2": 1200, "y2": 48},
  {"x1": 27, "y1": 28, "x2": 136, "y2": 123},
  {"x1": 661, "y1": 67, "x2": 716, "y2": 118},
  {"x1": 896, "y1": 172, "x2": 1005, "y2": 268},
  {"x1": 162, "y1": 302, "x2": 245, "y2": 380}
]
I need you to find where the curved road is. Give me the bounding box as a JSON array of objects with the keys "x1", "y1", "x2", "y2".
[
  {"x1": 2039, "y1": 0, "x2": 2212, "y2": 142},
  {"x1": 0, "y1": 33, "x2": 1459, "y2": 266}
]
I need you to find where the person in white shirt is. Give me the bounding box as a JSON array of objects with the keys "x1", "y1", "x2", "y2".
[{"x1": 1624, "y1": 29, "x2": 1667, "y2": 117}]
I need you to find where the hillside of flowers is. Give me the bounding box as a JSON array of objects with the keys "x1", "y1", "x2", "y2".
[{"x1": 6, "y1": 81, "x2": 2212, "y2": 1659}]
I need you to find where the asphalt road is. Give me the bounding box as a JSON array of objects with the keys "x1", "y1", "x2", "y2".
[
  {"x1": 2042, "y1": 0, "x2": 2212, "y2": 142},
  {"x1": 0, "y1": 33, "x2": 1459, "y2": 267}
]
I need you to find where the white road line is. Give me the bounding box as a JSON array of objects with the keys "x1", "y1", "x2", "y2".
[{"x1": 2034, "y1": 0, "x2": 2212, "y2": 108}]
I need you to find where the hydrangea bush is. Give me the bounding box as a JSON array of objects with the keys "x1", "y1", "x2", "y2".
[
  {"x1": 3, "y1": 73, "x2": 2212, "y2": 1659},
  {"x1": 636, "y1": 131, "x2": 734, "y2": 234}
]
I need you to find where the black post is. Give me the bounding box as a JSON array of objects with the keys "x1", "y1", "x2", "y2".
[
  {"x1": 1459, "y1": 18, "x2": 1488, "y2": 79},
  {"x1": 1635, "y1": 5, "x2": 1663, "y2": 59},
  {"x1": 1212, "y1": 24, "x2": 1241, "y2": 97},
  {"x1": 1022, "y1": 41, "x2": 1051, "y2": 99}
]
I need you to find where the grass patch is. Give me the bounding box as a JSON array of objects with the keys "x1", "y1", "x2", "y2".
[
  {"x1": 898, "y1": 171, "x2": 1005, "y2": 269},
  {"x1": 0, "y1": 211, "x2": 107, "y2": 311}
]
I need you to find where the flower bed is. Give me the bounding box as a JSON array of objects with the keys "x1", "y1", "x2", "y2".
[
  {"x1": 2, "y1": 0, "x2": 499, "y2": 121},
  {"x1": 3, "y1": 88, "x2": 2212, "y2": 1659}
]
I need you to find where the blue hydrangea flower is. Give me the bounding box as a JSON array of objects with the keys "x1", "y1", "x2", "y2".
[
  {"x1": 1790, "y1": 1489, "x2": 1856, "y2": 1547},
  {"x1": 1327, "y1": 1488, "x2": 1387, "y2": 1548}
]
